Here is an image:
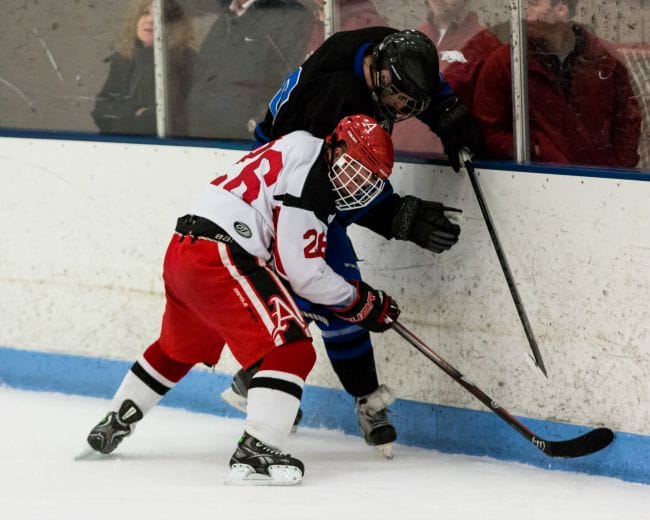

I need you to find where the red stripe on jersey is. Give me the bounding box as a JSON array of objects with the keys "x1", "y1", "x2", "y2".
[{"x1": 216, "y1": 243, "x2": 278, "y2": 343}]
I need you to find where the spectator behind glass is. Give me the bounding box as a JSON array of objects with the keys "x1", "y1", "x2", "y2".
[
  {"x1": 91, "y1": 0, "x2": 196, "y2": 136},
  {"x1": 305, "y1": 0, "x2": 388, "y2": 57},
  {"x1": 391, "y1": 0, "x2": 501, "y2": 155},
  {"x1": 473, "y1": 0, "x2": 641, "y2": 168},
  {"x1": 186, "y1": 0, "x2": 313, "y2": 140}
]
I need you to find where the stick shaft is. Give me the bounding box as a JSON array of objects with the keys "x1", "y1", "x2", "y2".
[
  {"x1": 390, "y1": 320, "x2": 614, "y2": 458},
  {"x1": 391, "y1": 321, "x2": 536, "y2": 440},
  {"x1": 461, "y1": 152, "x2": 548, "y2": 377}
]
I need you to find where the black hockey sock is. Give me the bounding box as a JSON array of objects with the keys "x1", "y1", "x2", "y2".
[{"x1": 325, "y1": 331, "x2": 379, "y2": 397}]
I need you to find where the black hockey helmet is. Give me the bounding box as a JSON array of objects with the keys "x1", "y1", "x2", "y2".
[{"x1": 371, "y1": 30, "x2": 440, "y2": 121}]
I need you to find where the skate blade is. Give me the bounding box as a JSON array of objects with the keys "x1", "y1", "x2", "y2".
[
  {"x1": 375, "y1": 443, "x2": 394, "y2": 460},
  {"x1": 225, "y1": 464, "x2": 303, "y2": 486},
  {"x1": 220, "y1": 387, "x2": 247, "y2": 413},
  {"x1": 74, "y1": 445, "x2": 116, "y2": 461}
]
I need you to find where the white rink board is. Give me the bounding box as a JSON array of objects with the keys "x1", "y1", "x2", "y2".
[{"x1": 1, "y1": 137, "x2": 649, "y2": 435}]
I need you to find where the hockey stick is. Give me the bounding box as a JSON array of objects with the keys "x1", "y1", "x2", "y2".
[
  {"x1": 459, "y1": 149, "x2": 548, "y2": 377},
  {"x1": 389, "y1": 319, "x2": 614, "y2": 458}
]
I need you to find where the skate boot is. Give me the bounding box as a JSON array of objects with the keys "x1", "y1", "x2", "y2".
[
  {"x1": 356, "y1": 385, "x2": 397, "y2": 459},
  {"x1": 219, "y1": 364, "x2": 257, "y2": 414},
  {"x1": 226, "y1": 432, "x2": 304, "y2": 486},
  {"x1": 221, "y1": 365, "x2": 303, "y2": 432},
  {"x1": 86, "y1": 399, "x2": 143, "y2": 455}
]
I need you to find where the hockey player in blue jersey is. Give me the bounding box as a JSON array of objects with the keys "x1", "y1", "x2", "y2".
[{"x1": 221, "y1": 28, "x2": 475, "y2": 458}]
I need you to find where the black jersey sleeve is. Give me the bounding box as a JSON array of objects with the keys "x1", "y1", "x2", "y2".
[{"x1": 352, "y1": 193, "x2": 402, "y2": 239}]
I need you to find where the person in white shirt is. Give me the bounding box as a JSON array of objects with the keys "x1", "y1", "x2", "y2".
[{"x1": 81, "y1": 114, "x2": 400, "y2": 486}]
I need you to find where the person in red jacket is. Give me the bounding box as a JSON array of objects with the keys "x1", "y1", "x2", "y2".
[
  {"x1": 305, "y1": 0, "x2": 388, "y2": 57},
  {"x1": 473, "y1": 0, "x2": 641, "y2": 168},
  {"x1": 391, "y1": 0, "x2": 502, "y2": 155}
]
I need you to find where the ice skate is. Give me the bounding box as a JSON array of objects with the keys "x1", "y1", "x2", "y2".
[
  {"x1": 219, "y1": 366, "x2": 251, "y2": 414},
  {"x1": 84, "y1": 399, "x2": 143, "y2": 456},
  {"x1": 356, "y1": 385, "x2": 397, "y2": 459},
  {"x1": 226, "y1": 432, "x2": 304, "y2": 486}
]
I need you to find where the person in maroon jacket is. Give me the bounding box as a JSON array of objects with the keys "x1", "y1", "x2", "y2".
[{"x1": 473, "y1": 0, "x2": 641, "y2": 168}]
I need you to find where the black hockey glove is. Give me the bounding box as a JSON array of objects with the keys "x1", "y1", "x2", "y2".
[
  {"x1": 430, "y1": 96, "x2": 482, "y2": 172},
  {"x1": 392, "y1": 195, "x2": 461, "y2": 254},
  {"x1": 332, "y1": 281, "x2": 400, "y2": 333}
]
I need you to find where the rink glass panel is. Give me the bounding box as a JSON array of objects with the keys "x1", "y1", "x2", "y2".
[
  {"x1": 521, "y1": 0, "x2": 649, "y2": 170},
  {"x1": 0, "y1": 0, "x2": 648, "y2": 171}
]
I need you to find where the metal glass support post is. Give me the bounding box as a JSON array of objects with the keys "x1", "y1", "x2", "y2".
[
  {"x1": 509, "y1": 0, "x2": 530, "y2": 163},
  {"x1": 152, "y1": 0, "x2": 169, "y2": 138},
  {"x1": 323, "y1": 0, "x2": 335, "y2": 39}
]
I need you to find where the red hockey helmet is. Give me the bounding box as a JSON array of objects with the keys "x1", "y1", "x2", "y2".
[{"x1": 326, "y1": 114, "x2": 394, "y2": 211}]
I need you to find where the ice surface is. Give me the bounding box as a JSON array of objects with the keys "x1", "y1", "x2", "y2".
[{"x1": 1, "y1": 387, "x2": 648, "y2": 520}]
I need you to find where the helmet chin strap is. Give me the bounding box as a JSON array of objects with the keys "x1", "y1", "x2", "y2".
[
  {"x1": 369, "y1": 64, "x2": 383, "y2": 102},
  {"x1": 369, "y1": 66, "x2": 393, "y2": 120}
]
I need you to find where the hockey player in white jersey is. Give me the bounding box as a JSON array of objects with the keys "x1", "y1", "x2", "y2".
[{"x1": 81, "y1": 114, "x2": 400, "y2": 485}]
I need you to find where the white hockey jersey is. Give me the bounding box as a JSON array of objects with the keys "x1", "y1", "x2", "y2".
[{"x1": 187, "y1": 130, "x2": 356, "y2": 308}]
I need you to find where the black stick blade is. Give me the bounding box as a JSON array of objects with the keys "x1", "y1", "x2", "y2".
[{"x1": 535, "y1": 428, "x2": 615, "y2": 458}]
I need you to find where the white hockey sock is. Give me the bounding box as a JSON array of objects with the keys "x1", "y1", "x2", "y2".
[
  {"x1": 245, "y1": 370, "x2": 304, "y2": 450},
  {"x1": 110, "y1": 355, "x2": 176, "y2": 416}
]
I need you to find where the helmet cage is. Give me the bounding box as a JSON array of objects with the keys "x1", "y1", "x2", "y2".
[
  {"x1": 329, "y1": 152, "x2": 385, "y2": 211},
  {"x1": 373, "y1": 74, "x2": 431, "y2": 122}
]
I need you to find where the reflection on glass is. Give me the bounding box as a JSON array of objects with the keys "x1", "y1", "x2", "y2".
[
  {"x1": 186, "y1": 0, "x2": 313, "y2": 140},
  {"x1": 0, "y1": 0, "x2": 646, "y2": 172},
  {"x1": 474, "y1": 0, "x2": 643, "y2": 169},
  {"x1": 92, "y1": 0, "x2": 196, "y2": 136},
  {"x1": 0, "y1": 2, "x2": 128, "y2": 131},
  {"x1": 618, "y1": 45, "x2": 650, "y2": 170},
  {"x1": 605, "y1": 2, "x2": 650, "y2": 171},
  {"x1": 307, "y1": 0, "x2": 388, "y2": 56},
  {"x1": 392, "y1": 0, "x2": 507, "y2": 155}
]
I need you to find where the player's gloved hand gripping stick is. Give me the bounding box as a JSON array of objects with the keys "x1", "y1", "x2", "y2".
[{"x1": 332, "y1": 280, "x2": 400, "y2": 332}]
